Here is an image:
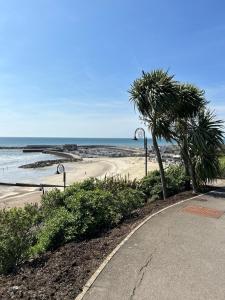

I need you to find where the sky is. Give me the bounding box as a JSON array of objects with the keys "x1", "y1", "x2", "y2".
[{"x1": 0, "y1": 0, "x2": 225, "y2": 138}]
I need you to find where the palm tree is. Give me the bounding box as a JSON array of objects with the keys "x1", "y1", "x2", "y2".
[
  {"x1": 167, "y1": 83, "x2": 206, "y2": 193},
  {"x1": 189, "y1": 109, "x2": 224, "y2": 185},
  {"x1": 169, "y1": 105, "x2": 223, "y2": 191},
  {"x1": 129, "y1": 70, "x2": 178, "y2": 199}
]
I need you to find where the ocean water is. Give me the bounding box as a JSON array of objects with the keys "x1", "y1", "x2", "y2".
[
  {"x1": 0, "y1": 149, "x2": 61, "y2": 184},
  {"x1": 0, "y1": 137, "x2": 164, "y2": 148},
  {"x1": 0, "y1": 137, "x2": 166, "y2": 184}
]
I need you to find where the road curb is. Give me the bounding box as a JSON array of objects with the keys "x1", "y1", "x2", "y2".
[{"x1": 75, "y1": 191, "x2": 211, "y2": 300}]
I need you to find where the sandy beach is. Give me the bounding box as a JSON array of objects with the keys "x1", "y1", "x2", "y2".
[
  {"x1": 0, "y1": 157, "x2": 158, "y2": 209},
  {"x1": 45, "y1": 157, "x2": 158, "y2": 184}
]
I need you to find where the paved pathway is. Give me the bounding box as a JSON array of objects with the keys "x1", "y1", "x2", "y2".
[{"x1": 83, "y1": 188, "x2": 225, "y2": 300}]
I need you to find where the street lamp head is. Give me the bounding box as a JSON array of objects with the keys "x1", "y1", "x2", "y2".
[{"x1": 133, "y1": 127, "x2": 147, "y2": 176}]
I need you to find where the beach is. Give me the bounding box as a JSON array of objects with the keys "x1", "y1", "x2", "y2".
[{"x1": 0, "y1": 156, "x2": 159, "y2": 209}]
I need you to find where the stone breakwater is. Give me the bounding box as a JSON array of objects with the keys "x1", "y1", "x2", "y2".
[
  {"x1": 18, "y1": 146, "x2": 146, "y2": 169},
  {"x1": 18, "y1": 144, "x2": 180, "y2": 169},
  {"x1": 18, "y1": 147, "x2": 143, "y2": 168},
  {"x1": 19, "y1": 158, "x2": 79, "y2": 169},
  {"x1": 19, "y1": 149, "x2": 82, "y2": 169}
]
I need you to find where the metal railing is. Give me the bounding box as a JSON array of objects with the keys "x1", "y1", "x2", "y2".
[{"x1": 0, "y1": 182, "x2": 66, "y2": 188}]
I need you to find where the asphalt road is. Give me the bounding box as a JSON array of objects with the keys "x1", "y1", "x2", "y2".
[{"x1": 83, "y1": 188, "x2": 225, "y2": 300}]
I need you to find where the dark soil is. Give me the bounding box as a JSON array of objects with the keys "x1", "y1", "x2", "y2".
[{"x1": 0, "y1": 190, "x2": 198, "y2": 300}]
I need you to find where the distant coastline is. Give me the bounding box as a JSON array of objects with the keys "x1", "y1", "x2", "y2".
[
  {"x1": 0, "y1": 143, "x2": 147, "y2": 183},
  {"x1": 0, "y1": 137, "x2": 169, "y2": 148}
]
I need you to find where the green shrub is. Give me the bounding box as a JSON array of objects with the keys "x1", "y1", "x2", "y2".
[
  {"x1": 115, "y1": 188, "x2": 145, "y2": 218},
  {"x1": 165, "y1": 164, "x2": 187, "y2": 195},
  {"x1": 0, "y1": 167, "x2": 192, "y2": 275},
  {"x1": 138, "y1": 170, "x2": 162, "y2": 199},
  {"x1": 139, "y1": 165, "x2": 188, "y2": 200},
  {"x1": 41, "y1": 188, "x2": 64, "y2": 215},
  {"x1": 95, "y1": 176, "x2": 138, "y2": 193},
  {"x1": 0, "y1": 205, "x2": 40, "y2": 274},
  {"x1": 63, "y1": 182, "x2": 81, "y2": 198},
  {"x1": 63, "y1": 178, "x2": 99, "y2": 198},
  {"x1": 79, "y1": 177, "x2": 96, "y2": 190},
  {"x1": 65, "y1": 189, "x2": 121, "y2": 237},
  {"x1": 63, "y1": 176, "x2": 138, "y2": 201},
  {"x1": 148, "y1": 183, "x2": 162, "y2": 200},
  {"x1": 35, "y1": 187, "x2": 145, "y2": 253},
  {"x1": 33, "y1": 207, "x2": 76, "y2": 254}
]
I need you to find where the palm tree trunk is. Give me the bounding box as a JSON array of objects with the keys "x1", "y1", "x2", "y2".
[
  {"x1": 187, "y1": 156, "x2": 198, "y2": 193},
  {"x1": 180, "y1": 146, "x2": 191, "y2": 190},
  {"x1": 184, "y1": 161, "x2": 191, "y2": 190},
  {"x1": 151, "y1": 128, "x2": 167, "y2": 200},
  {"x1": 182, "y1": 139, "x2": 198, "y2": 193}
]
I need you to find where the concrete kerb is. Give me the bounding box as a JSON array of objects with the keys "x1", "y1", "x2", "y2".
[{"x1": 74, "y1": 190, "x2": 215, "y2": 300}]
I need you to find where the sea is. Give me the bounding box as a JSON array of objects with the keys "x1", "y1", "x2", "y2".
[
  {"x1": 0, "y1": 137, "x2": 166, "y2": 148},
  {"x1": 0, "y1": 137, "x2": 165, "y2": 184}
]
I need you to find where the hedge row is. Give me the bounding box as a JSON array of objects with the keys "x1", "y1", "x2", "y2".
[{"x1": 0, "y1": 165, "x2": 187, "y2": 274}]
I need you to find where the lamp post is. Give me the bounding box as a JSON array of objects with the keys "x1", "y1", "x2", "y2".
[
  {"x1": 56, "y1": 163, "x2": 66, "y2": 191},
  {"x1": 133, "y1": 128, "x2": 148, "y2": 176}
]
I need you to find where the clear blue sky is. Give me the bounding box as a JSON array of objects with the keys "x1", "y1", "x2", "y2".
[{"x1": 0, "y1": 0, "x2": 225, "y2": 137}]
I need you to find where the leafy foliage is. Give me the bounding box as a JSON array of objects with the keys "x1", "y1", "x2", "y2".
[
  {"x1": 139, "y1": 170, "x2": 162, "y2": 199},
  {"x1": 78, "y1": 177, "x2": 97, "y2": 191},
  {"x1": 139, "y1": 166, "x2": 187, "y2": 200},
  {"x1": 32, "y1": 207, "x2": 76, "y2": 254},
  {"x1": 174, "y1": 83, "x2": 206, "y2": 119},
  {"x1": 64, "y1": 176, "x2": 138, "y2": 196},
  {"x1": 94, "y1": 176, "x2": 138, "y2": 193},
  {"x1": 34, "y1": 184, "x2": 143, "y2": 254},
  {"x1": 0, "y1": 163, "x2": 207, "y2": 274},
  {"x1": 129, "y1": 69, "x2": 180, "y2": 199},
  {"x1": 0, "y1": 205, "x2": 40, "y2": 274},
  {"x1": 65, "y1": 189, "x2": 121, "y2": 237},
  {"x1": 41, "y1": 188, "x2": 65, "y2": 215},
  {"x1": 189, "y1": 110, "x2": 224, "y2": 184},
  {"x1": 129, "y1": 69, "x2": 178, "y2": 122},
  {"x1": 114, "y1": 188, "x2": 145, "y2": 218},
  {"x1": 166, "y1": 164, "x2": 188, "y2": 195}
]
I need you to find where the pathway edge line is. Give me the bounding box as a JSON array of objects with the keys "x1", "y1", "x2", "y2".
[{"x1": 74, "y1": 190, "x2": 213, "y2": 300}]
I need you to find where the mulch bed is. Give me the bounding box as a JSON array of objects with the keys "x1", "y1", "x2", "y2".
[{"x1": 0, "y1": 190, "x2": 199, "y2": 300}]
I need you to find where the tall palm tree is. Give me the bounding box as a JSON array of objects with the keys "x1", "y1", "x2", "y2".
[
  {"x1": 189, "y1": 109, "x2": 224, "y2": 185},
  {"x1": 167, "y1": 83, "x2": 206, "y2": 193},
  {"x1": 169, "y1": 93, "x2": 223, "y2": 192},
  {"x1": 129, "y1": 70, "x2": 178, "y2": 199}
]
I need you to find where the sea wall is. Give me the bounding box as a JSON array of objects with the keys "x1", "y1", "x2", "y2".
[
  {"x1": 43, "y1": 150, "x2": 81, "y2": 160},
  {"x1": 19, "y1": 151, "x2": 82, "y2": 168}
]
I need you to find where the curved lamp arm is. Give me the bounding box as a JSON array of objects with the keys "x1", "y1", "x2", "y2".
[{"x1": 133, "y1": 127, "x2": 146, "y2": 140}]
